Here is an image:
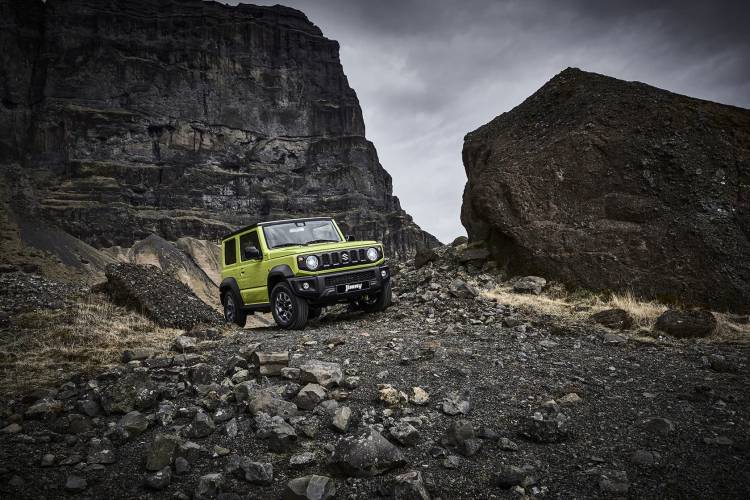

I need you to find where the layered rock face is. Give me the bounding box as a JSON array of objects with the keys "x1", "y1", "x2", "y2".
[
  {"x1": 0, "y1": 0, "x2": 438, "y2": 258},
  {"x1": 462, "y1": 68, "x2": 750, "y2": 312}
]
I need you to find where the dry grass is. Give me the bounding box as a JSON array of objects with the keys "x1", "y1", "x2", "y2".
[
  {"x1": 485, "y1": 283, "x2": 750, "y2": 342},
  {"x1": 485, "y1": 284, "x2": 667, "y2": 329},
  {"x1": 0, "y1": 293, "x2": 181, "y2": 394}
]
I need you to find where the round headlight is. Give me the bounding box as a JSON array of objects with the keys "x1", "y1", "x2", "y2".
[
  {"x1": 305, "y1": 255, "x2": 320, "y2": 270},
  {"x1": 366, "y1": 247, "x2": 379, "y2": 262}
]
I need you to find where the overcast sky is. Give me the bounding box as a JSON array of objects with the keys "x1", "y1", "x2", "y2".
[{"x1": 226, "y1": 0, "x2": 750, "y2": 242}]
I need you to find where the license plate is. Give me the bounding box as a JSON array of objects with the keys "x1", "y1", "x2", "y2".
[{"x1": 345, "y1": 283, "x2": 363, "y2": 291}]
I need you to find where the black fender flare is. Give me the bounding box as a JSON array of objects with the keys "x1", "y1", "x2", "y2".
[
  {"x1": 267, "y1": 264, "x2": 294, "y2": 292},
  {"x1": 219, "y1": 277, "x2": 242, "y2": 305}
]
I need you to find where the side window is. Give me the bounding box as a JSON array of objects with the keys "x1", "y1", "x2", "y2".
[
  {"x1": 240, "y1": 230, "x2": 261, "y2": 261},
  {"x1": 224, "y1": 238, "x2": 237, "y2": 266}
]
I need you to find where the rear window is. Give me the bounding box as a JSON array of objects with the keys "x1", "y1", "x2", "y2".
[{"x1": 224, "y1": 238, "x2": 237, "y2": 265}]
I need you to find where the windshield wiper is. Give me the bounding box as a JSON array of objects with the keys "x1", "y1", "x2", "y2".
[
  {"x1": 271, "y1": 243, "x2": 304, "y2": 249},
  {"x1": 306, "y1": 239, "x2": 340, "y2": 245}
]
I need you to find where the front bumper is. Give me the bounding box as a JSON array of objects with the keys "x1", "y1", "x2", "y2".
[{"x1": 288, "y1": 265, "x2": 390, "y2": 304}]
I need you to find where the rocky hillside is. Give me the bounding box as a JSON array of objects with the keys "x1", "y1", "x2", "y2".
[
  {"x1": 0, "y1": 0, "x2": 438, "y2": 258},
  {"x1": 462, "y1": 68, "x2": 750, "y2": 313},
  {"x1": 0, "y1": 247, "x2": 748, "y2": 499}
]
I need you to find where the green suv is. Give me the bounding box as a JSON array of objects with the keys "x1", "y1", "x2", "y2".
[{"x1": 219, "y1": 217, "x2": 391, "y2": 329}]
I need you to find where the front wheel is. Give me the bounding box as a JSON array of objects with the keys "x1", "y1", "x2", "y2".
[
  {"x1": 271, "y1": 282, "x2": 309, "y2": 330},
  {"x1": 358, "y1": 280, "x2": 392, "y2": 313},
  {"x1": 223, "y1": 291, "x2": 247, "y2": 327}
]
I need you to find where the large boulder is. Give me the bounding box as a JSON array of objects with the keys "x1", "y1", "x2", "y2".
[
  {"x1": 655, "y1": 309, "x2": 717, "y2": 338},
  {"x1": 329, "y1": 428, "x2": 406, "y2": 477},
  {"x1": 461, "y1": 68, "x2": 750, "y2": 313},
  {"x1": 104, "y1": 263, "x2": 222, "y2": 329}
]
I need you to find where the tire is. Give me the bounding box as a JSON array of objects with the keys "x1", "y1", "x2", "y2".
[
  {"x1": 223, "y1": 291, "x2": 247, "y2": 327},
  {"x1": 358, "y1": 279, "x2": 392, "y2": 313},
  {"x1": 271, "y1": 282, "x2": 309, "y2": 330},
  {"x1": 308, "y1": 307, "x2": 323, "y2": 321}
]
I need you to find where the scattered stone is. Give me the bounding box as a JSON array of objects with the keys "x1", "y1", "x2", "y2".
[
  {"x1": 238, "y1": 459, "x2": 274, "y2": 484},
  {"x1": 329, "y1": 428, "x2": 407, "y2": 477},
  {"x1": 282, "y1": 367, "x2": 301, "y2": 380},
  {"x1": 331, "y1": 406, "x2": 352, "y2": 433},
  {"x1": 290, "y1": 452, "x2": 316, "y2": 468},
  {"x1": 512, "y1": 276, "x2": 546, "y2": 295},
  {"x1": 25, "y1": 399, "x2": 64, "y2": 419},
  {"x1": 65, "y1": 475, "x2": 87, "y2": 492},
  {"x1": 558, "y1": 393, "x2": 582, "y2": 405},
  {"x1": 641, "y1": 417, "x2": 675, "y2": 436},
  {"x1": 300, "y1": 360, "x2": 343, "y2": 388},
  {"x1": 707, "y1": 354, "x2": 739, "y2": 373},
  {"x1": 498, "y1": 437, "x2": 519, "y2": 451},
  {"x1": 284, "y1": 474, "x2": 336, "y2": 500},
  {"x1": 390, "y1": 420, "x2": 420, "y2": 447},
  {"x1": 448, "y1": 279, "x2": 478, "y2": 299},
  {"x1": 378, "y1": 384, "x2": 408, "y2": 406},
  {"x1": 248, "y1": 390, "x2": 299, "y2": 418},
  {"x1": 443, "y1": 455, "x2": 460, "y2": 469},
  {"x1": 411, "y1": 387, "x2": 429, "y2": 405},
  {"x1": 442, "y1": 420, "x2": 482, "y2": 456},
  {"x1": 630, "y1": 449, "x2": 659, "y2": 467},
  {"x1": 175, "y1": 456, "x2": 191, "y2": 475},
  {"x1": 184, "y1": 410, "x2": 215, "y2": 438},
  {"x1": 146, "y1": 434, "x2": 181, "y2": 471},
  {"x1": 441, "y1": 392, "x2": 470, "y2": 415},
  {"x1": 120, "y1": 410, "x2": 148, "y2": 436},
  {"x1": 523, "y1": 410, "x2": 570, "y2": 443},
  {"x1": 172, "y1": 335, "x2": 198, "y2": 352},
  {"x1": 704, "y1": 436, "x2": 734, "y2": 446},
  {"x1": 392, "y1": 470, "x2": 431, "y2": 500},
  {"x1": 195, "y1": 473, "x2": 224, "y2": 500},
  {"x1": 599, "y1": 470, "x2": 630, "y2": 494},
  {"x1": 255, "y1": 414, "x2": 297, "y2": 452},
  {"x1": 122, "y1": 348, "x2": 156, "y2": 363},
  {"x1": 251, "y1": 351, "x2": 290, "y2": 376},
  {"x1": 591, "y1": 308, "x2": 634, "y2": 329},
  {"x1": 189, "y1": 363, "x2": 215, "y2": 385},
  {"x1": 295, "y1": 383, "x2": 328, "y2": 410},
  {"x1": 145, "y1": 466, "x2": 172, "y2": 490},
  {"x1": 655, "y1": 309, "x2": 717, "y2": 338},
  {"x1": 41, "y1": 453, "x2": 56, "y2": 467},
  {"x1": 603, "y1": 333, "x2": 627, "y2": 344},
  {"x1": 233, "y1": 380, "x2": 261, "y2": 403},
  {"x1": 494, "y1": 464, "x2": 536, "y2": 488},
  {"x1": 1, "y1": 423, "x2": 22, "y2": 434}
]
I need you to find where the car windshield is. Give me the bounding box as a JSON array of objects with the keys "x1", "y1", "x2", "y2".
[{"x1": 262, "y1": 219, "x2": 341, "y2": 249}]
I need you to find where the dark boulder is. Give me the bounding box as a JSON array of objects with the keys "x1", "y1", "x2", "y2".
[
  {"x1": 329, "y1": 428, "x2": 406, "y2": 477},
  {"x1": 655, "y1": 309, "x2": 717, "y2": 338},
  {"x1": 461, "y1": 67, "x2": 750, "y2": 313},
  {"x1": 104, "y1": 263, "x2": 222, "y2": 329},
  {"x1": 591, "y1": 309, "x2": 634, "y2": 330}
]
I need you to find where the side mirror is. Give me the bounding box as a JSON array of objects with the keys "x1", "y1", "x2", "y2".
[
  {"x1": 244, "y1": 245, "x2": 261, "y2": 260},
  {"x1": 346, "y1": 234, "x2": 355, "y2": 242}
]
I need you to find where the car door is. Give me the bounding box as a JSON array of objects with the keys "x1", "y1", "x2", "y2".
[{"x1": 237, "y1": 229, "x2": 267, "y2": 305}]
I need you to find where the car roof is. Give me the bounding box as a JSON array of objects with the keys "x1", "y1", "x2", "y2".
[{"x1": 221, "y1": 217, "x2": 334, "y2": 241}]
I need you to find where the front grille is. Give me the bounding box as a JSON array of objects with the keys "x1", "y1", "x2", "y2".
[
  {"x1": 318, "y1": 247, "x2": 375, "y2": 270},
  {"x1": 324, "y1": 270, "x2": 376, "y2": 287}
]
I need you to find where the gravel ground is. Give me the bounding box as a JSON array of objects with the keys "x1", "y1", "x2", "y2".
[{"x1": 0, "y1": 262, "x2": 748, "y2": 499}]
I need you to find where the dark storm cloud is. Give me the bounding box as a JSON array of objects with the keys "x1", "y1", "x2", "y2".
[{"x1": 225, "y1": 0, "x2": 750, "y2": 241}]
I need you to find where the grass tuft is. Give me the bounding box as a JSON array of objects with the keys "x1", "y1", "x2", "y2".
[{"x1": 0, "y1": 293, "x2": 181, "y2": 394}]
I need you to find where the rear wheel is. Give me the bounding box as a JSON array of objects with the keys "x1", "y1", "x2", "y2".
[
  {"x1": 358, "y1": 280, "x2": 392, "y2": 313},
  {"x1": 271, "y1": 282, "x2": 309, "y2": 330},
  {"x1": 223, "y1": 291, "x2": 247, "y2": 327}
]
